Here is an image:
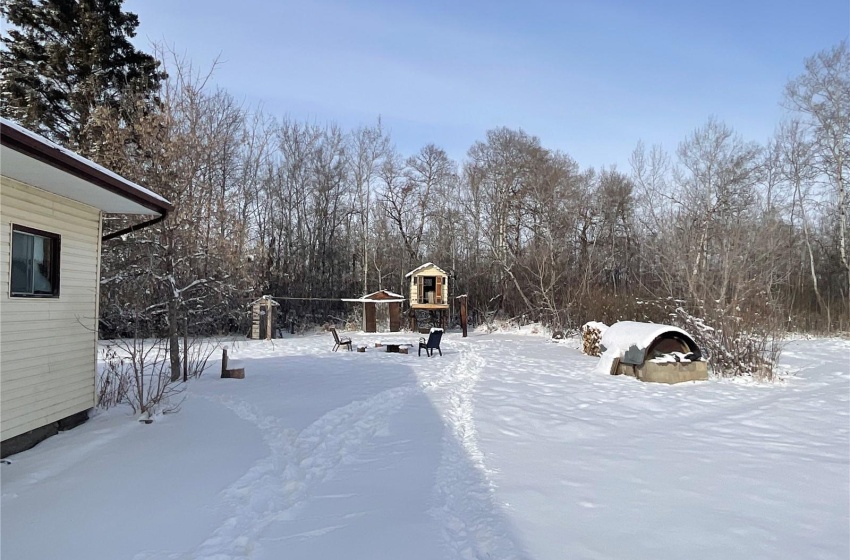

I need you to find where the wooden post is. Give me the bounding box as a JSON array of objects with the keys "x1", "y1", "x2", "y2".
[
  {"x1": 408, "y1": 307, "x2": 416, "y2": 332},
  {"x1": 389, "y1": 301, "x2": 401, "y2": 332},
  {"x1": 266, "y1": 302, "x2": 273, "y2": 340},
  {"x1": 221, "y1": 348, "x2": 245, "y2": 379},
  {"x1": 458, "y1": 295, "x2": 468, "y2": 338},
  {"x1": 365, "y1": 302, "x2": 377, "y2": 332},
  {"x1": 182, "y1": 315, "x2": 188, "y2": 382}
]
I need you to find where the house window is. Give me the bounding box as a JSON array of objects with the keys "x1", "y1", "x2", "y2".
[{"x1": 10, "y1": 225, "x2": 60, "y2": 297}]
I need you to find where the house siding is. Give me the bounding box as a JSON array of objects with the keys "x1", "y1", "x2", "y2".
[{"x1": 0, "y1": 177, "x2": 101, "y2": 442}]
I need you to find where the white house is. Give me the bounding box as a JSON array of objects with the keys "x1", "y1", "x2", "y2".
[{"x1": 0, "y1": 118, "x2": 172, "y2": 457}]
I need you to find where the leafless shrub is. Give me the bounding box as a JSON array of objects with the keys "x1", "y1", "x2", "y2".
[
  {"x1": 97, "y1": 345, "x2": 131, "y2": 410},
  {"x1": 672, "y1": 306, "x2": 784, "y2": 381},
  {"x1": 98, "y1": 337, "x2": 184, "y2": 416},
  {"x1": 180, "y1": 335, "x2": 220, "y2": 380}
]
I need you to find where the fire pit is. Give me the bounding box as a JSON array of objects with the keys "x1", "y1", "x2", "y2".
[{"x1": 385, "y1": 344, "x2": 412, "y2": 354}]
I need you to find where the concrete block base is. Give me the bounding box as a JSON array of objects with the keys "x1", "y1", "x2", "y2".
[
  {"x1": 615, "y1": 360, "x2": 708, "y2": 384},
  {"x1": 637, "y1": 361, "x2": 708, "y2": 384},
  {"x1": 1, "y1": 409, "x2": 91, "y2": 458}
]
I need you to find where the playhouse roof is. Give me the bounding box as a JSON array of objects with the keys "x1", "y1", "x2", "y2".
[{"x1": 405, "y1": 262, "x2": 448, "y2": 278}]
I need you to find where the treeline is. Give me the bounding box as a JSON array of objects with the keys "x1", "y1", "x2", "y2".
[
  {"x1": 93, "y1": 45, "x2": 848, "y2": 340},
  {"x1": 2, "y1": 2, "x2": 847, "y2": 348}
]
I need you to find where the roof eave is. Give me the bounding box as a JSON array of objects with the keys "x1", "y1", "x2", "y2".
[
  {"x1": 405, "y1": 262, "x2": 448, "y2": 278},
  {"x1": 0, "y1": 121, "x2": 173, "y2": 215}
]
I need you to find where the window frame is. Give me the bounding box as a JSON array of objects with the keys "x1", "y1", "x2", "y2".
[{"x1": 9, "y1": 224, "x2": 61, "y2": 298}]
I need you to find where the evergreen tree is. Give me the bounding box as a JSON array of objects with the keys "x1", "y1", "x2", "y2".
[{"x1": 0, "y1": 0, "x2": 163, "y2": 151}]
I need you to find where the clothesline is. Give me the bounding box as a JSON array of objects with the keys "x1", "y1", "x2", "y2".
[{"x1": 269, "y1": 296, "x2": 347, "y2": 301}]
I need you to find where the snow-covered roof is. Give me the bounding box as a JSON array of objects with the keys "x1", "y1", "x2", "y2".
[
  {"x1": 342, "y1": 289, "x2": 406, "y2": 303},
  {"x1": 378, "y1": 290, "x2": 404, "y2": 299},
  {"x1": 0, "y1": 117, "x2": 173, "y2": 215},
  {"x1": 342, "y1": 297, "x2": 406, "y2": 303},
  {"x1": 405, "y1": 262, "x2": 448, "y2": 278},
  {"x1": 342, "y1": 298, "x2": 406, "y2": 303},
  {"x1": 600, "y1": 321, "x2": 698, "y2": 365}
]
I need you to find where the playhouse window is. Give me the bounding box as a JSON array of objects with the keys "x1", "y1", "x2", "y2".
[{"x1": 10, "y1": 225, "x2": 60, "y2": 297}]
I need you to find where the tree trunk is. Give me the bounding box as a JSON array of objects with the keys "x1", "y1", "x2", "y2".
[
  {"x1": 168, "y1": 298, "x2": 181, "y2": 382},
  {"x1": 182, "y1": 315, "x2": 189, "y2": 382}
]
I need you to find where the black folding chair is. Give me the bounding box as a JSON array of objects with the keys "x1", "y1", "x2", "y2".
[{"x1": 418, "y1": 328, "x2": 443, "y2": 356}]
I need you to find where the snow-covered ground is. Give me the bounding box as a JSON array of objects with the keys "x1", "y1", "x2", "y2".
[{"x1": 2, "y1": 330, "x2": 848, "y2": 560}]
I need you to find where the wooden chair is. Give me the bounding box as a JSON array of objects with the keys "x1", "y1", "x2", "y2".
[
  {"x1": 419, "y1": 328, "x2": 443, "y2": 357},
  {"x1": 331, "y1": 327, "x2": 352, "y2": 351}
]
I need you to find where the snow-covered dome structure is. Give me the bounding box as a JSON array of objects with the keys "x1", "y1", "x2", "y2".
[{"x1": 597, "y1": 321, "x2": 707, "y2": 383}]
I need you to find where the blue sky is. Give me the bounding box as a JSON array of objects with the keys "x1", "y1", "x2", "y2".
[{"x1": 124, "y1": 0, "x2": 848, "y2": 171}]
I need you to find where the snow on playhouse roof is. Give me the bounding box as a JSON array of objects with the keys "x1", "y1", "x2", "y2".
[
  {"x1": 405, "y1": 262, "x2": 448, "y2": 278},
  {"x1": 600, "y1": 321, "x2": 698, "y2": 365}
]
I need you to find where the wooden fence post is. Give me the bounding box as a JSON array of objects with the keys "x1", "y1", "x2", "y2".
[{"x1": 457, "y1": 295, "x2": 468, "y2": 337}]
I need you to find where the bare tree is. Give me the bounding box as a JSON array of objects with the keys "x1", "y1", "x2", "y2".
[
  {"x1": 775, "y1": 118, "x2": 831, "y2": 325},
  {"x1": 349, "y1": 121, "x2": 390, "y2": 293},
  {"x1": 381, "y1": 143, "x2": 456, "y2": 264},
  {"x1": 784, "y1": 40, "x2": 850, "y2": 313},
  {"x1": 465, "y1": 128, "x2": 545, "y2": 316}
]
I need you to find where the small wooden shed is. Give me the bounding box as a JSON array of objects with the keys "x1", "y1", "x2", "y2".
[
  {"x1": 599, "y1": 321, "x2": 707, "y2": 384},
  {"x1": 248, "y1": 295, "x2": 279, "y2": 339},
  {"x1": 342, "y1": 290, "x2": 405, "y2": 333}
]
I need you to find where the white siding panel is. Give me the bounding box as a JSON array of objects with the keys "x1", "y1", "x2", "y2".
[
  {"x1": 2, "y1": 393, "x2": 96, "y2": 438},
  {"x1": 0, "y1": 336, "x2": 95, "y2": 357},
  {"x1": 2, "y1": 375, "x2": 95, "y2": 411},
  {"x1": 1, "y1": 355, "x2": 92, "y2": 389},
  {"x1": 1, "y1": 177, "x2": 101, "y2": 441}
]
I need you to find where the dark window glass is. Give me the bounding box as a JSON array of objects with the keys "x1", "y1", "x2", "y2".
[{"x1": 10, "y1": 226, "x2": 60, "y2": 297}]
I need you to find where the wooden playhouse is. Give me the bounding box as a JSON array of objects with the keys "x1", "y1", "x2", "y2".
[{"x1": 405, "y1": 262, "x2": 449, "y2": 331}]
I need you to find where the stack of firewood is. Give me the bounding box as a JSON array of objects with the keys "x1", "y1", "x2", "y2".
[{"x1": 581, "y1": 322, "x2": 607, "y2": 356}]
